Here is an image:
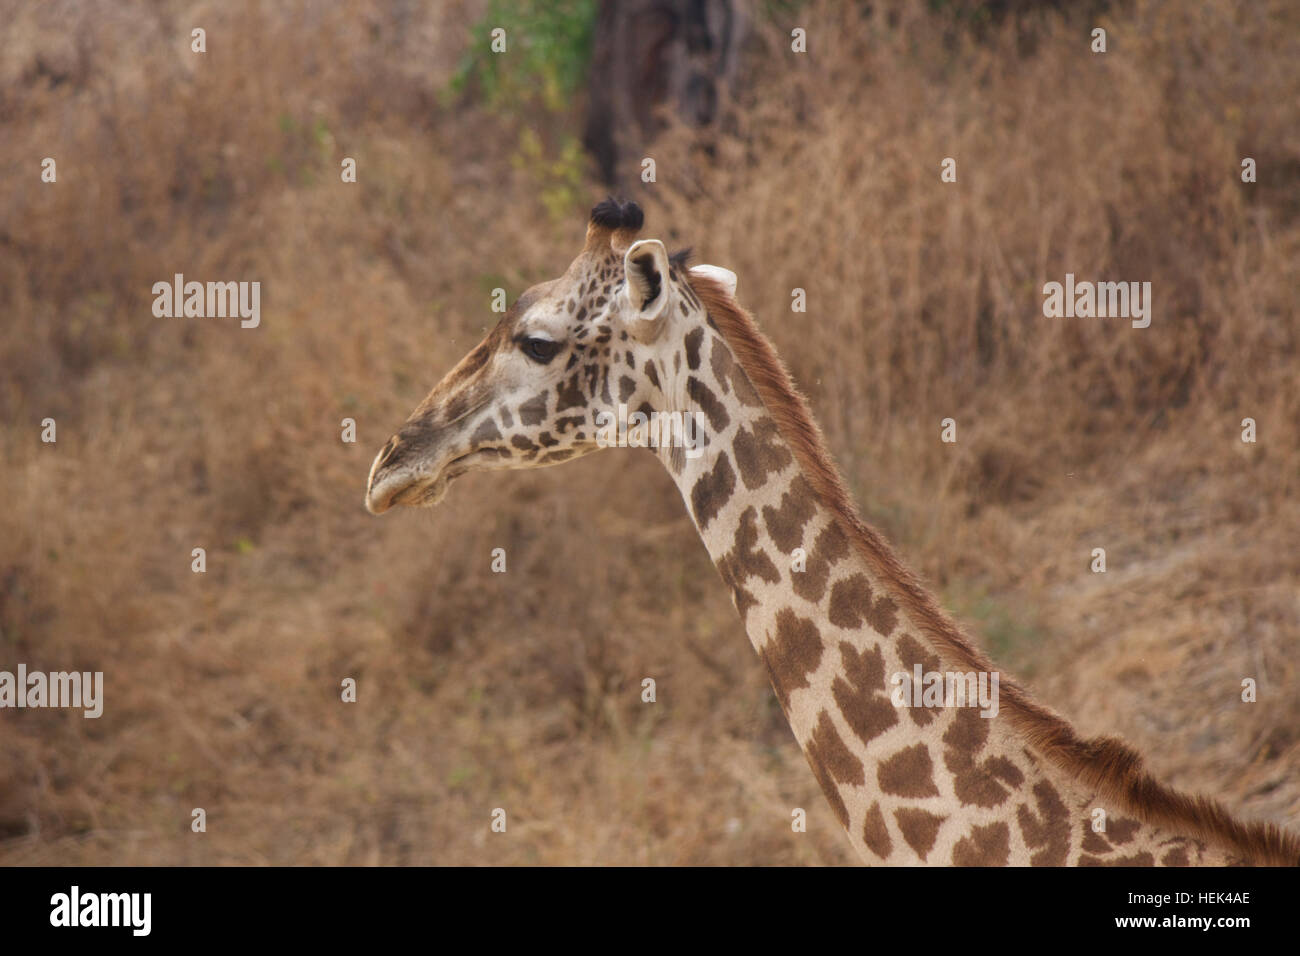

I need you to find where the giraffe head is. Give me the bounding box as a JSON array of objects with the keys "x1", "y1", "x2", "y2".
[{"x1": 365, "y1": 198, "x2": 737, "y2": 514}]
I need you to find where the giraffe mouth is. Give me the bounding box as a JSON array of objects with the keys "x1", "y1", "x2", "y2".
[{"x1": 367, "y1": 449, "x2": 487, "y2": 514}]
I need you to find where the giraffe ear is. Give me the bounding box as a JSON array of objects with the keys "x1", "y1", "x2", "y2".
[
  {"x1": 623, "y1": 239, "x2": 672, "y2": 342},
  {"x1": 690, "y1": 264, "x2": 737, "y2": 299}
]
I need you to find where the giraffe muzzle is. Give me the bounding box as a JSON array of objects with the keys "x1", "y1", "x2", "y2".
[{"x1": 365, "y1": 438, "x2": 489, "y2": 515}]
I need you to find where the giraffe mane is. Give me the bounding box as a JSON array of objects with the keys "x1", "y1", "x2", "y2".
[{"x1": 687, "y1": 272, "x2": 1300, "y2": 867}]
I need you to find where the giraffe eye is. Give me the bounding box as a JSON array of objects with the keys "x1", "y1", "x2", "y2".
[{"x1": 521, "y1": 336, "x2": 562, "y2": 364}]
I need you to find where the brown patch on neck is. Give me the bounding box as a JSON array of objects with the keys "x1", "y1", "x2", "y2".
[{"x1": 687, "y1": 273, "x2": 1300, "y2": 867}]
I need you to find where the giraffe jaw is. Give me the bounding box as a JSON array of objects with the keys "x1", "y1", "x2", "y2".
[{"x1": 365, "y1": 449, "x2": 485, "y2": 514}]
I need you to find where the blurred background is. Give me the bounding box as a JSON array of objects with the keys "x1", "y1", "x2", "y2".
[{"x1": 1, "y1": 0, "x2": 1297, "y2": 865}]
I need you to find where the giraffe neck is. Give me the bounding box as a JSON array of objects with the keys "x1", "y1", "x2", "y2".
[{"x1": 654, "y1": 306, "x2": 1240, "y2": 866}]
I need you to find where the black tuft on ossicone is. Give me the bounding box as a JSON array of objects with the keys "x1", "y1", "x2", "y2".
[
  {"x1": 619, "y1": 200, "x2": 644, "y2": 230},
  {"x1": 590, "y1": 197, "x2": 623, "y2": 228},
  {"x1": 590, "y1": 197, "x2": 644, "y2": 231}
]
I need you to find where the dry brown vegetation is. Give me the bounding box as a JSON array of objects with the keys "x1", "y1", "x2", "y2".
[{"x1": 1, "y1": 0, "x2": 1297, "y2": 865}]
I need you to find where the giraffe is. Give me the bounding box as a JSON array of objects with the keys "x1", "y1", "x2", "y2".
[{"x1": 365, "y1": 199, "x2": 1300, "y2": 866}]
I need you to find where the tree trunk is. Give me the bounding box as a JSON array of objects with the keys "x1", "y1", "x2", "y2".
[{"x1": 583, "y1": 0, "x2": 746, "y2": 187}]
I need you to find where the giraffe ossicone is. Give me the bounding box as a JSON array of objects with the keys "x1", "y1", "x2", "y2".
[{"x1": 365, "y1": 198, "x2": 1299, "y2": 867}]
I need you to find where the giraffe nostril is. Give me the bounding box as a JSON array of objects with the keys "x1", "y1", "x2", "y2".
[{"x1": 371, "y1": 435, "x2": 410, "y2": 480}]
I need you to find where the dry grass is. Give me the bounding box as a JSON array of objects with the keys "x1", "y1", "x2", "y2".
[{"x1": 0, "y1": 0, "x2": 1297, "y2": 865}]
